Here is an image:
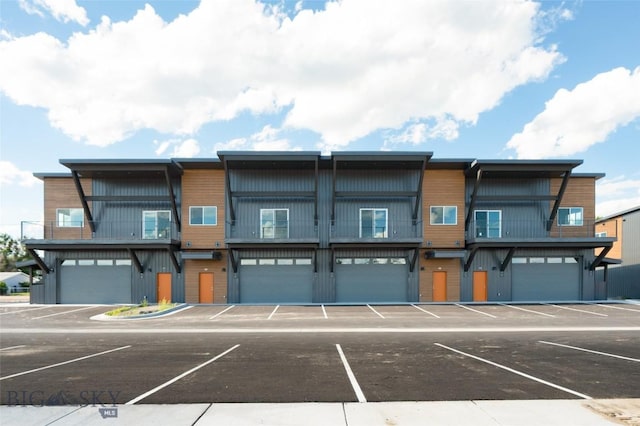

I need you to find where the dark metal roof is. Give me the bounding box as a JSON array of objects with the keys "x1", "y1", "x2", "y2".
[
  {"x1": 332, "y1": 151, "x2": 432, "y2": 169},
  {"x1": 218, "y1": 151, "x2": 321, "y2": 169},
  {"x1": 596, "y1": 205, "x2": 640, "y2": 223},
  {"x1": 172, "y1": 158, "x2": 224, "y2": 169},
  {"x1": 466, "y1": 237, "x2": 615, "y2": 250},
  {"x1": 465, "y1": 159, "x2": 583, "y2": 178},
  {"x1": 60, "y1": 159, "x2": 182, "y2": 177},
  {"x1": 23, "y1": 239, "x2": 180, "y2": 250},
  {"x1": 33, "y1": 172, "x2": 72, "y2": 180},
  {"x1": 427, "y1": 158, "x2": 474, "y2": 170}
]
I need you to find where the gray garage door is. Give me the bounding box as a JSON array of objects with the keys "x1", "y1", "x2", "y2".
[
  {"x1": 60, "y1": 259, "x2": 132, "y2": 304},
  {"x1": 335, "y1": 258, "x2": 408, "y2": 303},
  {"x1": 239, "y1": 258, "x2": 314, "y2": 303},
  {"x1": 512, "y1": 257, "x2": 580, "y2": 301}
]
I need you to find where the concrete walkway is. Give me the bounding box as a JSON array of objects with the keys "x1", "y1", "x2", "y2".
[{"x1": 2, "y1": 399, "x2": 639, "y2": 426}]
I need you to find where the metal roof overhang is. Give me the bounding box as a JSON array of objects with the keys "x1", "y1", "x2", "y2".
[
  {"x1": 464, "y1": 159, "x2": 583, "y2": 178},
  {"x1": 464, "y1": 160, "x2": 584, "y2": 234},
  {"x1": 225, "y1": 239, "x2": 319, "y2": 249},
  {"x1": 218, "y1": 151, "x2": 322, "y2": 169},
  {"x1": 59, "y1": 160, "x2": 183, "y2": 234},
  {"x1": 23, "y1": 239, "x2": 182, "y2": 274},
  {"x1": 463, "y1": 237, "x2": 615, "y2": 272}
]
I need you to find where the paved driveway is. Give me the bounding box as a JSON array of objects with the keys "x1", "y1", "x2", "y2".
[{"x1": 1, "y1": 302, "x2": 639, "y2": 405}]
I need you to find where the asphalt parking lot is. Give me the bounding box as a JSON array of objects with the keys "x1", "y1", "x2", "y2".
[{"x1": 1, "y1": 302, "x2": 639, "y2": 407}]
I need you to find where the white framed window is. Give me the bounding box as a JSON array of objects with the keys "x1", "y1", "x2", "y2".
[
  {"x1": 474, "y1": 210, "x2": 501, "y2": 238},
  {"x1": 558, "y1": 207, "x2": 583, "y2": 226},
  {"x1": 143, "y1": 210, "x2": 171, "y2": 239},
  {"x1": 260, "y1": 209, "x2": 289, "y2": 239},
  {"x1": 360, "y1": 208, "x2": 388, "y2": 238},
  {"x1": 430, "y1": 206, "x2": 457, "y2": 225},
  {"x1": 56, "y1": 208, "x2": 84, "y2": 228},
  {"x1": 596, "y1": 231, "x2": 607, "y2": 237},
  {"x1": 189, "y1": 206, "x2": 217, "y2": 226}
]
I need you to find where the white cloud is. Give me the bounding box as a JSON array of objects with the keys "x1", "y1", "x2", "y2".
[
  {"x1": 19, "y1": 0, "x2": 89, "y2": 26},
  {"x1": 507, "y1": 67, "x2": 640, "y2": 159},
  {"x1": 384, "y1": 117, "x2": 460, "y2": 148},
  {"x1": 214, "y1": 125, "x2": 301, "y2": 152},
  {"x1": 596, "y1": 176, "x2": 640, "y2": 218},
  {"x1": 1, "y1": 0, "x2": 562, "y2": 148},
  {"x1": 0, "y1": 161, "x2": 40, "y2": 187},
  {"x1": 154, "y1": 138, "x2": 201, "y2": 157}
]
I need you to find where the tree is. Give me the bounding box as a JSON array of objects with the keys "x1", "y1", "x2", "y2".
[{"x1": 0, "y1": 233, "x2": 31, "y2": 272}]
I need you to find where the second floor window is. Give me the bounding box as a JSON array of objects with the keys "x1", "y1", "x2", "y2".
[
  {"x1": 261, "y1": 209, "x2": 288, "y2": 238},
  {"x1": 558, "y1": 207, "x2": 583, "y2": 226},
  {"x1": 475, "y1": 210, "x2": 501, "y2": 238},
  {"x1": 57, "y1": 208, "x2": 84, "y2": 227},
  {"x1": 360, "y1": 208, "x2": 388, "y2": 238},
  {"x1": 190, "y1": 206, "x2": 217, "y2": 226},
  {"x1": 430, "y1": 206, "x2": 457, "y2": 225},
  {"x1": 143, "y1": 210, "x2": 171, "y2": 239}
]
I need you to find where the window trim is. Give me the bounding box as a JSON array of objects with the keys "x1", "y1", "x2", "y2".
[
  {"x1": 359, "y1": 208, "x2": 388, "y2": 238},
  {"x1": 189, "y1": 206, "x2": 218, "y2": 226},
  {"x1": 474, "y1": 209, "x2": 502, "y2": 238},
  {"x1": 56, "y1": 208, "x2": 84, "y2": 228},
  {"x1": 142, "y1": 210, "x2": 172, "y2": 239},
  {"x1": 260, "y1": 208, "x2": 289, "y2": 239},
  {"x1": 430, "y1": 205, "x2": 458, "y2": 225},
  {"x1": 558, "y1": 207, "x2": 584, "y2": 226}
]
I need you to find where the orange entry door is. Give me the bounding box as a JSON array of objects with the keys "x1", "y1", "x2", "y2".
[
  {"x1": 472, "y1": 271, "x2": 488, "y2": 302},
  {"x1": 199, "y1": 272, "x2": 214, "y2": 304},
  {"x1": 432, "y1": 271, "x2": 447, "y2": 302},
  {"x1": 157, "y1": 273, "x2": 172, "y2": 303}
]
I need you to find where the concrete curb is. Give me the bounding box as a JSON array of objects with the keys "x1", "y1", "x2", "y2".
[
  {"x1": 2, "y1": 399, "x2": 638, "y2": 426},
  {"x1": 90, "y1": 304, "x2": 192, "y2": 321}
]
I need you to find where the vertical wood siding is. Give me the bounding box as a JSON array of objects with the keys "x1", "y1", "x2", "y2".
[
  {"x1": 43, "y1": 177, "x2": 92, "y2": 239},
  {"x1": 550, "y1": 177, "x2": 596, "y2": 238},
  {"x1": 181, "y1": 169, "x2": 226, "y2": 247},
  {"x1": 422, "y1": 170, "x2": 465, "y2": 248}
]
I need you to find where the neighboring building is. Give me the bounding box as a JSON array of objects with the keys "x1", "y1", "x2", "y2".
[
  {"x1": 595, "y1": 206, "x2": 640, "y2": 299},
  {"x1": 24, "y1": 152, "x2": 615, "y2": 304},
  {"x1": 0, "y1": 271, "x2": 30, "y2": 293}
]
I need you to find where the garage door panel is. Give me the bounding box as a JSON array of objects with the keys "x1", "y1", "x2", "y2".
[
  {"x1": 60, "y1": 265, "x2": 131, "y2": 304},
  {"x1": 512, "y1": 260, "x2": 579, "y2": 301},
  {"x1": 336, "y1": 263, "x2": 407, "y2": 303},
  {"x1": 240, "y1": 265, "x2": 313, "y2": 304}
]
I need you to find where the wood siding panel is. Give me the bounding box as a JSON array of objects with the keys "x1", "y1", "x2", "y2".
[
  {"x1": 181, "y1": 170, "x2": 225, "y2": 248},
  {"x1": 43, "y1": 177, "x2": 92, "y2": 240},
  {"x1": 550, "y1": 177, "x2": 596, "y2": 238},
  {"x1": 422, "y1": 170, "x2": 465, "y2": 248},
  {"x1": 184, "y1": 258, "x2": 228, "y2": 304},
  {"x1": 595, "y1": 218, "x2": 622, "y2": 258},
  {"x1": 419, "y1": 258, "x2": 460, "y2": 302}
]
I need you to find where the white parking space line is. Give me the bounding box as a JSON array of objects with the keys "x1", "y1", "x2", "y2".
[
  {"x1": 434, "y1": 343, "x2": 592, "y2": 399},
  {"x1": 499, "y1": 303, "x2": 555, "y2": 318},
  {"x1": 592, "y1": 303, "x2": 640, "y2": 313},
  {"x1": 539, "y1": 341, "x2": 640, "y2": 363},
  {"x1": 455, "y1": 304, "x2": 497, "y2": 318},
  {"x1": 0, "y1": 345, "x2": 26, "y2": 352},
  {"x1": 267, "y1": 305, "x2": 280, "y2": 320},
  {"x1": 0, "y1": 306, "x2": 51, "y2": 316},
  {"x1": 0, "y1": 345, "x2": 131, "y2": 381},
  {"x1": 367, "y1": 304, "x2": 385, "y2": 319},
  {"x1": 547, "y1": 304, "x2": 608, "y2": 317},
  {"x1": 322, "y1": 304, "x2": 328, "y2": 319},
  {"x1": 209, "y1": 305, "x2": 235, "y2": 320},
  {"x1": 126, "y1": 344, "x2": 240, "y2": 405},
  {"x1": 31, "y1": 306, "x2": 97, "y2": 320},
  {"x1": 411, "y1": 304, "x2": 440, "y2": 318},
  {"x1": 335, "y1": 344, "x2": 366, "y2": 403}
]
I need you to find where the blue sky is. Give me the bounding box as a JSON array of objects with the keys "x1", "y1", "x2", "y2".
[{"x1": 1, "y1": 0, "x2": 639, "y2": 238}]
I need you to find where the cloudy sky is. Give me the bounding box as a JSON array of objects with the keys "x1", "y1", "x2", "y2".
[{"x1": 1, "y1": 0, "x2": 639, "y2": 238}]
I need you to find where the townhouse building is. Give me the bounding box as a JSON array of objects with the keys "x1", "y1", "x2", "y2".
[
  {"x1": 24, "y1": 152, "x2": 614, "y2": 305},
  {"x1": 595, "y1": 206, "x2": 640, "y2": 299}
]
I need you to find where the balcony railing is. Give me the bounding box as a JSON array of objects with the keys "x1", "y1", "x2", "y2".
[
  {"x1": 21, "y1": 221, "x2": 180, "y2": 241},
  {"x1": 331, "y1": 220, "x2": 422, "y2": 240},
  {"x1": 226, "y1": 220, "x2": 319, "y2": 241},
  {"x1": 466, "y1": 219, "x2": 614, "y2": 240}
]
